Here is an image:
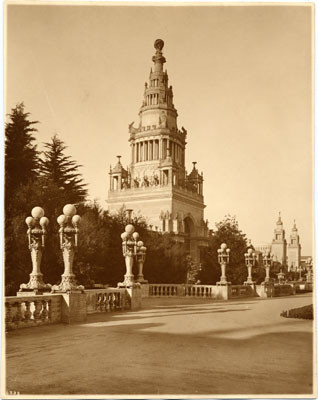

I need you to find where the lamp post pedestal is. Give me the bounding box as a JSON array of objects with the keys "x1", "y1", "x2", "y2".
[
  {"x1": 244, "y1": 266, "x2": 255, "y2": 286},
  {"x1": 217, "y1": 263, "x2": 231, "y2": 285},
  {"x1": 136, "y1": 258, "x2": 148, "y2": 284},
  {"x1": 118, "y1": 249, "x2": 135, "y2": 287}
]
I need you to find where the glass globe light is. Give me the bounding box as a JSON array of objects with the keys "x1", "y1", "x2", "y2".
[
  {"x1": 121, "y1": 232, "x2": 128, "y2": 240},
  {"x1": 63, "y1": 204, "x2": 77, "y2": 217},
  {"x1": 31, "y1": 206, "x2": 44, "y2": 219},
  {"x1": 125, "y1": 224, "x2": 135, "y2": 234},
  {"x1": 72, "y1": 215, "x2": 81, "y2": 225},
  {"x1": 132, "y1": 232, "x2": 139, "y2": 240},
  {"x1": 40, "y1": 216, "x2": 49, "y2": 227},
  {"x1": 25, "y1": 216, "x2": 35, "y2": 227},
  {"x1": 57, "y1": 215, "x2": 67, "y2": 226}
]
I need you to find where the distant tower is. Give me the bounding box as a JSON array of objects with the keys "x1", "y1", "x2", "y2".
[
  {"x1": 271, "y1": 212, "x2": 287, "y2": 266},
  {"x1": 287, "y1": 220, "x2": 301, "y2": 271},
  {"x1": 107, "y1": 39, "x2": 209, "y2": 262}
]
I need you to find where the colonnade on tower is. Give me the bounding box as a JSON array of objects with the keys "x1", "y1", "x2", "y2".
[{"x1": 107, "y1": 39, "x2": 209, "y2": 263}]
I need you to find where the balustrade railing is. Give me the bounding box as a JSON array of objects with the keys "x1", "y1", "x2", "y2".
[
  {"x1": 5, "y1": 295, "x2": 62, "y2": 331},
  {"x1": 149, "y1": 284, "x2": 216, "y2": 298},
  {"x1": 85, "y1": 288, "x2": 130, "y2": 313},
  {"x1": 149, "y1": 284, "x2": 180, "y2": 297},
  {"x1": 183, "y1": 285, "x2": 214, "y2": 297}
]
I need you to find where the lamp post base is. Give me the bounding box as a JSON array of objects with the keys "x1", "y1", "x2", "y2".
[
  {"x1": 19, "y1": 274, "x2": 51, "y2": 293},
  {"x1": 216, "y1": 280, "x2": 231, "y2": 286},
  {"x1": 51, "y1": 274, "x2": 84, "y2": 293},
  {"x1": 118, "y1": 274, "x2": 135, "y2": 288},
  {"x1": 136, "y1": 275, "x2": 148, "y2": 284},
  {"x1": 244, "y1": 279, "x2": 255, "y2": 286}
]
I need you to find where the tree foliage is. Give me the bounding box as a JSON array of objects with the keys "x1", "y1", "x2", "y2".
[
  {"x1": 39, "y1": 134, "x2": 87, "y2": 204},
  {"x1": 200, "y1": 215, "x2": 249, "y2": 284},
  {"x1": 5, "y1": 103, "x2": 39, "y2": 209}
]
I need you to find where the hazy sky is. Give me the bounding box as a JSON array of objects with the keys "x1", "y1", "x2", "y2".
[{"x1": 6, "y1": 4, "x2": 313, "y2": 254}]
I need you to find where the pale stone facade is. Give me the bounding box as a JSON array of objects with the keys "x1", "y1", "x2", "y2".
[
  {"x1": 287, "y1": 221, "x2": 301, "y2": 271},
  {"x1": 107, "y1": 39, "x2": 209, "y2": 262},
  {"x1": 271, "y1": 213, "x2": 287, "y2": 266}
]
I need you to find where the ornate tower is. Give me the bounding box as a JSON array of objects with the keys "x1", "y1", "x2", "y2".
[
  {"x1": 271, "y1": 212, "x2": 287, "y2": 266},
  {"x1": 108, "y1": 39, "x2": 209, "y2": 262},
  {"x1": 287, "y1": 220, "x2": 301, "y2": 271}
]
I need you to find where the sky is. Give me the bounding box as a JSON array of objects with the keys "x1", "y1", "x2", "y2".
[{"x1": 6, "y1": 3, "x2": 313, "y2": 255}]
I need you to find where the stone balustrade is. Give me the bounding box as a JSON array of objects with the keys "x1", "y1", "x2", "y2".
[
  {"x1": 149, "y1": 284, "x2": 181, "y2": 297},
  {"x1": 5, "y1": 294, "x2": 62, "y2": 331},
  {"x1": 149, "y1": 284, "x2": 219, "y2": 298},
  {"x1": 85, "y1": 288, "x2": 131, "y2": 313},
  {"x1": 183, "y1": 284, "x2": 215, "y2": 297}
]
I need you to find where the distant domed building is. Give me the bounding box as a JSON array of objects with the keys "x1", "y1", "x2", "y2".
[{"x1": 107, "y1": 39, "x2": 209, "y2": 263}]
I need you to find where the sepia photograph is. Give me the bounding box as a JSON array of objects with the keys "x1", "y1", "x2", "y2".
[{"x1": 2, "y1": 2, "x2": 316, "y2": 398}]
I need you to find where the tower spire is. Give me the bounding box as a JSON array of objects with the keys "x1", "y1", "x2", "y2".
[
  {"x1": 277, "y1": 211, "x2": 282, "y2": 225},
  {"x1": 152, "y1": 39, "x2": 166, "y2": 72}
]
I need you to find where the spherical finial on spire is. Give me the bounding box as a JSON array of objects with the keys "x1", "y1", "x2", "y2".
[{"x1": 154, "y1": 39, "x2": 164, "y2": 51}]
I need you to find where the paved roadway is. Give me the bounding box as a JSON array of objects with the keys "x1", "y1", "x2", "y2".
[{"x1": 5, "y1": 293, "x2": 315, "y2": 396}]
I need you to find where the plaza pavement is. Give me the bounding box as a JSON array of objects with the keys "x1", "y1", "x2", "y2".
[{"x1": 5, "y1": 292, "x2": 315, "y2": 396}]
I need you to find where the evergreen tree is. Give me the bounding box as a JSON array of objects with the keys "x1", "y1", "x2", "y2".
[
  {"x1": 4, "y1": 103, "x2": 41, "y2": 295},
  {"x1": 5, "y1": 103, "x2": 39, "y2": 207},
  {"x1": 39, "y1": 134, "x2": 87, "y2": 206}
]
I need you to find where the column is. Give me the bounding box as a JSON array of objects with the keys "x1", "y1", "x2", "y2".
[
  {"x1": 144, "y1": 141, "x2": 148, "y2": 161},
  {"x1": 149, "y1": 140, "x2": 153, "y2": 161},
  {"x1": 159, "y1": 138, "x2": 163, "y2": 160},
  {"x1": 109, "y1": 175, "x2": 113, "y2": 191},
  {"x1": 140, "y1": 142, "x2": 143, "y2": 162},
  {"x1": 131, "y1": 144, "x2": 134, "y2": 164}
]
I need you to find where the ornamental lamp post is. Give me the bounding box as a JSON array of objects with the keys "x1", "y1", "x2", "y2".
[
  {"x1": 119, "y1": 220, "x2": 140, "y2": 287},
  {"x1": 217, "y1": 243, "x2": 230, "y2": 285},
  {"x1": 136, "y1": 241, "x2": 148, "y2": 283},
  {"x1": 51, "y1": 204, "x2": 84, "y2": 293},
  {"x1": 19, "y1": 207, "x2": 51, "y2": 294},
  {"x1": 244, "y1": 248, "x2": 257, "y2": 285},
  {"x1": 262, "y1": 251, "x2": 273, "y2": 284}
]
